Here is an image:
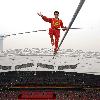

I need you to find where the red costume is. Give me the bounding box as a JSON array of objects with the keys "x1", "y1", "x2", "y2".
[{"x1": 42, "y1": 16, "x2": 65, "y2": 52}]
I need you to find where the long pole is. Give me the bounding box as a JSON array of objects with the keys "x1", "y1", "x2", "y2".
[{"x1": 58, "y1": 0, "x2": 85, "y2": 49}]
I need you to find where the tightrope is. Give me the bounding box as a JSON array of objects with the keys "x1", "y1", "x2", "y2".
[{"x1": 0, "y1": 27, "x2": 81, "y2": 39}]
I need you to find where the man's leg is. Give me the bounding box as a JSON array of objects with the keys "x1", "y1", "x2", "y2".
[
  {"x1": 54, "y1": 38, "x2": 59, "y2": 54},
  {"x1": 50, "y1": 35, "x2": 54, "y2": 46},
  {"x1": 54, "y1": 30, "x2": 60, "y2": 54},
  {"x1": 49, "y1": 28, "x2": 54, "y2": 46}
]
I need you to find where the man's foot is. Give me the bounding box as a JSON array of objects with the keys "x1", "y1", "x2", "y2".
[{"x1": 54, "y1": 48, "x2": 58, "y2": 55}]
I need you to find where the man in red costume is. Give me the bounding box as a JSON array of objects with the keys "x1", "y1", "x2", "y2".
[{"x1": 37, "y1": 11, "x2": 67, "y2": 54}]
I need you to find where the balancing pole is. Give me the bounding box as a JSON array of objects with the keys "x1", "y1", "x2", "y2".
[{"x1": 58, "y1": 0, "x2": 85, "y2": 49}]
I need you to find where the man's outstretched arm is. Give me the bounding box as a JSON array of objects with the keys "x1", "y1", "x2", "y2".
[{"x1": 37, "y1": 12, "x2": 52, "y2": 23}]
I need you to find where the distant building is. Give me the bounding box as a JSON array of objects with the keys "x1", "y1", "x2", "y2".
[{"x1": 0, "y1": 35, "x2": 3, "y2": 51}]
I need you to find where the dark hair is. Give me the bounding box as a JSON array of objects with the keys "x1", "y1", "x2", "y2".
[{"x1": 54, "y1": 11, "x2": 59, "y2": 15}]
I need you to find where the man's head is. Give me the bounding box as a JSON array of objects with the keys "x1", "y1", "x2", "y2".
[{"x1": 54, "y1": 11, "x2": 59, "y2": 19}]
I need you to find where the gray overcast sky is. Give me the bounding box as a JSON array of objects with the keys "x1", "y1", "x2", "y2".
[{"x1": 0, "y1": 0, "x2": 100, "y2": 51}]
